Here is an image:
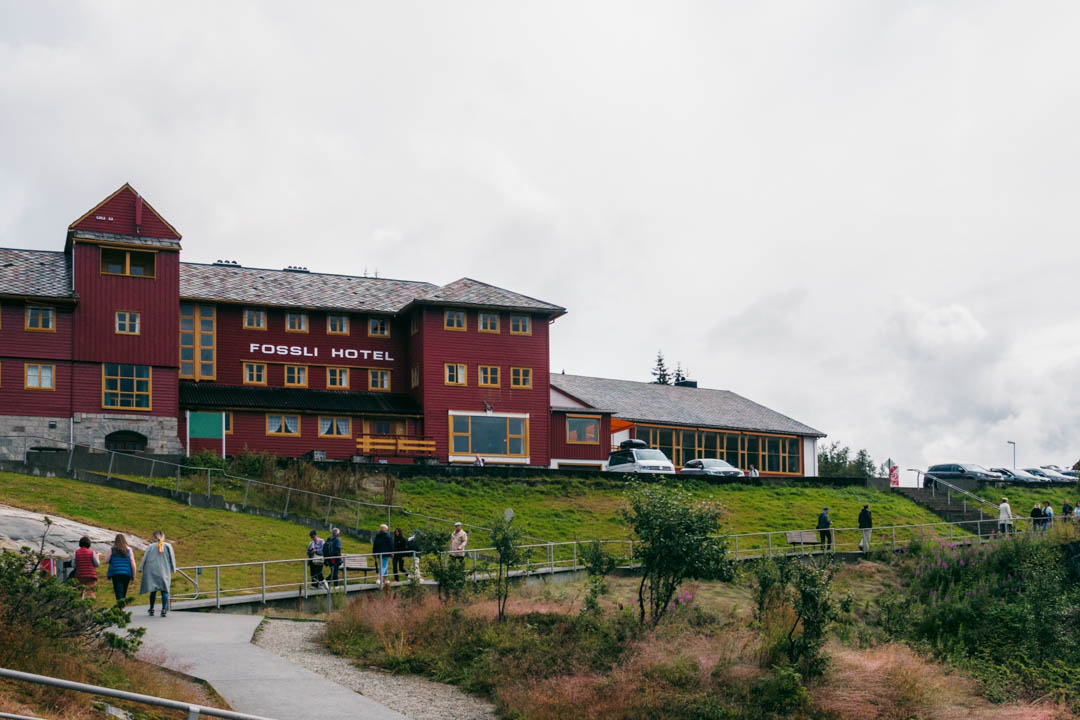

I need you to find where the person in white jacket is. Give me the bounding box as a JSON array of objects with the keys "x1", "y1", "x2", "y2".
[{"x1": 997, "y1": 497, "x2": 1014, "y2": 535}]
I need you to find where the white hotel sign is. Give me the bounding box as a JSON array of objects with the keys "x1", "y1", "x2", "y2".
[{"x1": 248, "y1": 343, "x2": 395, "y2": 362}]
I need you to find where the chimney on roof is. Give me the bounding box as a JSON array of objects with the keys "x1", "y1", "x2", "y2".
[
  {"x1": 213, "y1": 259, "x2": 240, "y2": 266},
  {"x1": 674, "y1": 380, "x2": 698, "y2": 388},
  {"x1": 284, "y1": 265, "x2": 309, "y2": 273}
]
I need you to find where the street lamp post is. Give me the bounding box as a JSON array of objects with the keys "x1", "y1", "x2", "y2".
[{"x1": 1007, "y1": 441, "x2": 1016, "y2": 469}]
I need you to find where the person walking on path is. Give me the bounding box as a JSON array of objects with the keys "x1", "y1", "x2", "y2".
[
  {"x1": 372, "y1": 524, "x2": 393, "y2": 586},
  {"x1": 816, "y1": 508, "x2": 832, "y2": 552},
  {"x1": 392, "y1": 528, "x2": 408, "y2": 580},
  {"x1": 323, "y1": 528, "x2": 342, "y2": 587},
  {"x1": 73, "y1": 536, "x2": 101, "y2": 599},
  {"x1": 858, "y1": 504, "x2": 873, "y2": 552},
  {"x1": 306, "y1": 530, "x2": 324, "y2": 587},
  {"x1": 998, "y1": 497, "x2": 1014, "y2": 535},
  {"x1": 449, "y1": 522, "x2": 468, "y2": 564},
  {"x1": 1041, "y1": 501, "x2": 1054, "y2": 530},
  {"x1": 140, "y1": 530, "x2": 176, "y2": 617},
  {"x1": 106, "y1": 534, "x2": 137, "y2": 603}
]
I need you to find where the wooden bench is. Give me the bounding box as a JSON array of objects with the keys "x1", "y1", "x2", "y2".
[
  {"x1": 785, "y1": 530, "x2": 826, "y2": 547},
  {"x1": 310, "y1": 555, "x2": 372, "y2": 582}
]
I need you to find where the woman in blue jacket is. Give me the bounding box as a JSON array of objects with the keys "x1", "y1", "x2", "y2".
[{"x1": 106, "y1": 534, "x2": 137, "y2": 602}]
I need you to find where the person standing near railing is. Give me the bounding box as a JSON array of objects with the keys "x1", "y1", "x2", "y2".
[
  {"x1": 1041, "y1": 501, "x2": 1054, "y2": 531},
  {"x1": 106, "y1": 534, "x2": 137, "y2": 602},
  {"x1": 998, "y1": 497, "x2": 1014, "y2": 535},
  {"x1": 816, "y1": 507, "x2": 832, "y2": 552},
  {"x1": 306, "y1": 530, "x2": 324, "y2": 587},
  {"x1": 323, "y1": 528, "x2": 342, "y2": 587},
  {"x1": 858, "y1": 504, "x2": 873, "y2": 552},
  {"x1": 1063, "y1": 499, "x2": 1074, "y2": 523},
  {"x1": 140, "y1": 530, "x2": 176, "y2": 617},
  {"x1": 450, "y1": 522, "x2": 468, "y2": 563},
  {"x1": 392, "y1": 528, "x2": 408, "y2": 581},
  {"x1": 1030, "y1": 503, "x2": 1043, "y2": 533},
  {"x1": 372, "y1": 524, "x2": 393, "y2": 587}
]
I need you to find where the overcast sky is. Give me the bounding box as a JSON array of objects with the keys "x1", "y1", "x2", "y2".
[{"x1": 2, "y1": 1, "x2": 1078, "y2": 472}]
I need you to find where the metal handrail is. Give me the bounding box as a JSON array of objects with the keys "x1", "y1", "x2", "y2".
[
  {"x1": 0, "y1": 667, "x2": 276, "y2": 720},
  {"x1": 909, "y1": 469, "x2": 1000, "y2": 512}
]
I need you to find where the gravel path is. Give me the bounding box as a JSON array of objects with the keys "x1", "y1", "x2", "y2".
[{"x1": 253, "y1": 618, "x2": 497, "y2": 720}]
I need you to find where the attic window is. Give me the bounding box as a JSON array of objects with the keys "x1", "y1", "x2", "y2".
[{"x1": 101, "y1": 248, "x2": 155, "y2": 278}]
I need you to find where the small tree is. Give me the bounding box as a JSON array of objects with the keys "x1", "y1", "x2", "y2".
[
  {"x1": 621, "y1": 484, "x2": 734, "y2": 626},
  {"x1": 651, "y1": 350, "x2": 671, "y2": 385},
  {"x1": 580, "y1": 539, "x2": 617, "y2": 616},
  {"x1": 413, "y1": 528, "x2": 467, "y2": 601},
  {"x1": 489, "y1": 514, "x2": 525, "y2": 621},
  {"x1": 672, "y1": 363, "x2": 687, "y2": 384}
]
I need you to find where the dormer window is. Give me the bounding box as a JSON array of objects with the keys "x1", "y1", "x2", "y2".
[{"x1": 100, "y1": 248, "x2": 156, "y2": 278}]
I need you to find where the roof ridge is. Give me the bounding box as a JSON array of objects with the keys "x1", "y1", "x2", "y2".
[
  {"x1": 554, "y1": 372, "x2": 731, "y2": 393},
  {"x1": 437, "y1": 276, "x2": 567, "y2": 310},
  {"x1": 180, "y1": 261, "x2": 439, "y2": 288}
]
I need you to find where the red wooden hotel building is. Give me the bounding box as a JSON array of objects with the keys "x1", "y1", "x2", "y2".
[{"x1": 0, "y1": 185, "x2": 823, "y2": 474}]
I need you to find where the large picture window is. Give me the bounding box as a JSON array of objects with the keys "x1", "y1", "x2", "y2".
[
  {"x1": 180, "y1": 303, "x2": 216, "y2": 380},
  {"x1": 566, "y1": 415, "x2": 601, "y2": 445},
  {"x1": 450, "y1": 414, "x2": 528, "y2": 457},
  {"x1": 634, "y1": 425, "x2": 802, "y2": 474},
  {"x1": 102, "y1": 364, "x2": 151, "y2": 410}
]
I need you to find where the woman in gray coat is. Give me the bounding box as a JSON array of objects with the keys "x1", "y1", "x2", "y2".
[{"x1": 139, "y1": 530, "x2": 177, "y2": 617}]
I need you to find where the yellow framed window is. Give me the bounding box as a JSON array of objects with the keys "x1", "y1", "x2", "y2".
[
  {"x1": 368, "y1": 317, "x2": 389, "y2": 337},
  {"x1": 318, "y1": 416, "x2": 351, "y2": 438},
  {"x1": 510, "y1": 315, "x2": 531, "y2": 335},
  {"x1": 410, "y1": 365, "x2": 420, "y2": 389},
  {"x1": 115, "y1": 311, "x2": 140, "y2": 335},
  {"x1": 449, "y1": 414, "x2": 529, "y2": 457},
  {"x1": 179, "y1": 303, "x2": 216, "y2": 380},
  {"x1": 243, "y1": 308, "x2": 267, "y2": 330},
  {"x1": 327, "y1": 367, "x2": 349, "y2": 389},
  {"x1": 444, "y1": 310, "x2": 466, "y2": 331},
  {"x1": 510, "y1": 367, "x2": 532, "y2": 389},
  {"x1": 284, "y1": 365, "x2": 308, "y2": 387},
  {"x1": 327, "y1": 314, "x2": 349, "y2": 335},
  {"x1": 369, "y1": 369, "x2": 390, "y2": 392},
  {"x1": 479, "y1": 313, "x2": 500, "y2": 333},
  {"x1": 566, "y1": 414, "x2": 601, "y2": 445},
  {"x1": 444, "y1": 363, "x2": 466, "y2": 386},
  {"x1": 102, "y1": 363, "x2": 151, "y2": 410},
  {"x1": 24, "y1": 363, "x2": 55, "y2": 390},
  {"x1": 285, "y1": 312, "x2": 309, "y2": 333},
  {"x1": 478, "y1": 365, "x2": 500, "y2": 387},
  {"x1": 266, "y1": 414, "x2": 300, "y2": 437},
  {"x1": 243, "y1": 362, "x2": 267, "y2": 385},
  {"x1": 100, "y1": 248, "x2": 156, "y2": 278},
  {"x1": 25, "y1": 306, "x2": 55, "y2": 332}
]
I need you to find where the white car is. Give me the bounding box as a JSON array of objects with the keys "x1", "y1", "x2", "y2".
[{"x1": 606, "y1": 441, "x2": 675, "y2": 474}]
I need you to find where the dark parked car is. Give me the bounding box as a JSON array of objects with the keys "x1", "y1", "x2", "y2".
[
  {"x1": 990, "y1": 467, "x2": 1047, "y2": 483},
  {"x1": 679, "y1": 458, "x2": 744, "y2": 478},
  {"x1": 926, "y1": 464, "x2": 1003, "y2": 483}
]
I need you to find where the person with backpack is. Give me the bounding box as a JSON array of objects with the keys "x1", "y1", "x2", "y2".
[
  {"x1": 323, "y1": 528, "x2": 343, "y2": 587},
  {"x1": 306, "y1": 530, "x2": 325, "y2": 587},
  {"x1": 73, "y1": 536, "x2": 101, "y2": 599},
  {"x1": 857, "y1": 504, "x2": 873, "y2": 552},
  {"x1": 816, "y1": 507, "x2": 832, "y2": 552},
  {"x1": 106, "y1": 533, "x2": 137, "y2": 602},
  {"x1": 372, "y1": 524, "x2": 394, "y2": 586},
  {"x1": 139, "y1": 530, "x2": 176, "y2": 617}
]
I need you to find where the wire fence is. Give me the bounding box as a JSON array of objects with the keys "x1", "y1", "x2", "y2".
[{"x1": 1, "y1": 435, "x2": 542, "y2": 541}]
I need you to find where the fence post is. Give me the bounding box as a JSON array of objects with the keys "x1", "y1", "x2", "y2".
[
  {"x1": 243, "y1": 480, "x2": 250, "y2": 508},
  {"x1": 734, "y1": 535, "x2": 739, "y2": 560},
  {"x1": 261, "y1": 563, "x2": 267, "y2": 604},
  {"x1": 147, "y1": 459, "x2": 155, "y2": 488},
  {"x1": 206, "y1": 469, "x2": 211, "y2": 496},
  {"x1": 325, "y1": 497, "x2": 333, "y2": 525},
  {"x1": 175, "y1": 466, "x2": 180, "y2": 492},
  {"x1": 106, "y1": 452, "x2": 115, "y2": 482},
  {"x1": 304, "y1": 560, "x2": 309, "y2": 600},
  {"x1": 891, "y1": 527, "x2": 896, "y2": 552},
  {"x1": 355, "y1": 503, "x2": 361, "y2": 531},
  {"x1": 949, "y1": 523, "x2": 954, "y2": 540},
  {"x1": 549, "y1": 543, "x2": 554, "y2": 575},
  {"x1": 283, "y1": 488, "x2": 292, "y2": 517},
  {"x1": 215, "y1": 567, "x2": 221, "y2": 609},
  {"x1": 573, "y1": 541, "x2": 578, "y2": 570},
  {"x1": 767, "y1": 533, "x2": 773, "y2": 557},
  {"x1": 187, "y1": 705, "x2": 200, "y2": 720},
  {"x1": 66, "y1": 444, "x2": 75, "y2": 474}
]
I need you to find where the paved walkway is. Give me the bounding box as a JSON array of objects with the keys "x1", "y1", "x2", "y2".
[{"x1": 129, "y1": 608, "x2": 407, "y2": 720}]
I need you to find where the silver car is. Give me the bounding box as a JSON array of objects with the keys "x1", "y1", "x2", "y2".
[
  {"x1": 680, "y1": 458, "x2": 744, "y2": 478},
  {"x1": 1024, "y1": 467, "x2": 1074, "y2": 483},
  {"x1": 990, "y1": 468, "x2": 1046, "y2": 483}
]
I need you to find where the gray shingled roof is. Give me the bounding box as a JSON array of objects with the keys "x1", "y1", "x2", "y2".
[
  {"x1": 180, "y1": 263, "x2": 438, "y2": 313},
  {"x1": 550, "y1": 374, "x2": 825, "y2": 437},
  {"x1": 70, "y1": 230, "x2": 181, "y2": 250},
  {"x1": 417, "y1": 277, "x2": 566, "y2": 315},
  {"x1": 0, "y1": 248, "x2": 73, "y2": 299}
]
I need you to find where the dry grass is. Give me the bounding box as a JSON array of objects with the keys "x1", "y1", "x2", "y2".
[{"x1": 815, "y1": 643, "x2": 1073, "y2": 720}]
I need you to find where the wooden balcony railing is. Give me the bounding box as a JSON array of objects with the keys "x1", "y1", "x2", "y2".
[{"x1": 355, "y1": 434, "x2": 436, "y2": 457}]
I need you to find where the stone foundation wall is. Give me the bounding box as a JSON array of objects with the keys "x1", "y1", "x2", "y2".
[
  {"x1": 0, "y1": 413, "x2": 184, "y2": 460},
  {"x1": 0, "y1": 416, "x2": 71, "y2": 460}
]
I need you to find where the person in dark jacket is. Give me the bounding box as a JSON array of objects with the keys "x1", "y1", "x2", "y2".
[
  {"x1": 1030, "y1": 504, "x2": 1043, "y2": 534},
  {"x1": 306, "y1": 530, "x2": 325, "y2": 587},
  {"x1": 323, "y1": 528, "x2": 343, "y2": 586},
  {"x1": 392, "y1": 528, "x2": 408, "y2": 580},
  {"x1": 857, "y1": 504, "x2": 873, "y2": 552},
  {"x1": 817, "y1": 508, "x2": 832, "y2": 552},
  {"x1": 372, "y1": 524, "x2": 394, "y2": 586},
  {"x1": 1063, "y1": 499, "x2": 1074, "y2": 523}
]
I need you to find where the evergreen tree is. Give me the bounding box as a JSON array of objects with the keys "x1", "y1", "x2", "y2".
[
  {"x1": 673, "y1": 363, "x2": 687, "y2": 384},
  {"x1": 651, "y1": 350, "x2": 671, "y2": 385}
]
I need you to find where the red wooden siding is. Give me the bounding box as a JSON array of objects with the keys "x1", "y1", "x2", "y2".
[
  {"x1": 69, "y1": 184, "x2": 180, "y2": 240},
  {"x1": 549, "y1": 411, "x2": 611, "y2": 462},
  {"x1": 0, "y1": 359, "x2": 72, "y2": 416},
  {"x1": 420, "y1": 307, "x2": 551, "y2": 466},
  {"x1": 209, "y1": 305, "x2": 408, "y2": 392},
  {"x1": 0, "y1": 303, "x2": 73, "y2": 360},
  {"x1": 71, "y1": 243, "x2": 180, "y2": 367},
  {"x1": 70, "y1": 363, "x2": 178, "y2": 417}
]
